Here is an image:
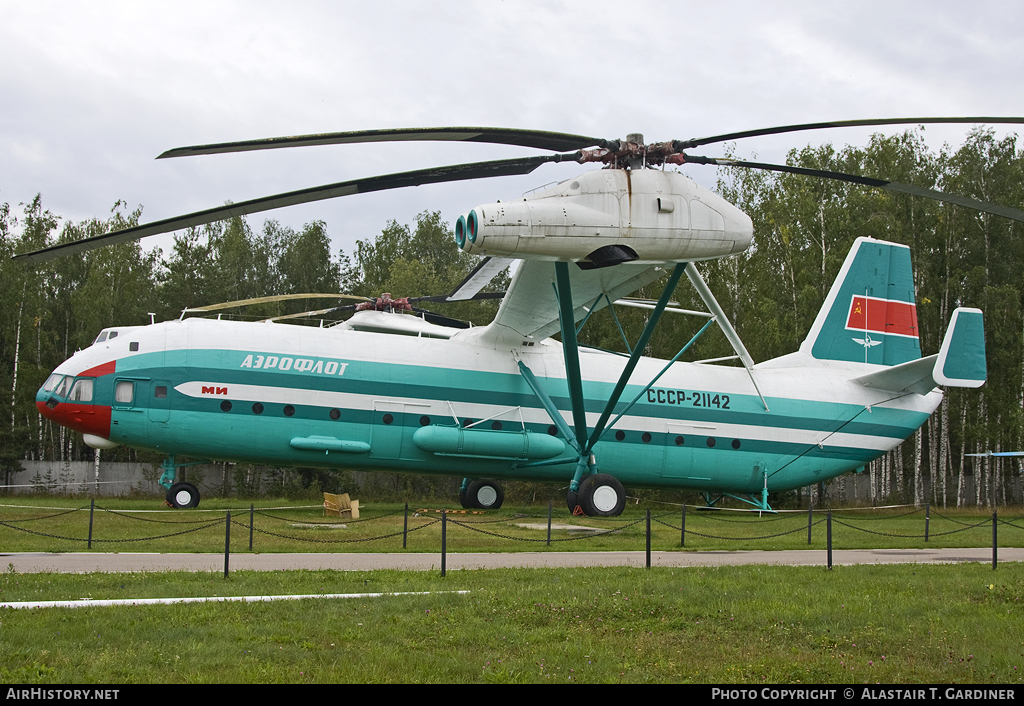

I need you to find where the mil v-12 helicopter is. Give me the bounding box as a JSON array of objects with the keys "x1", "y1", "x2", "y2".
[{"x1": 18, "y1": 119, "x2": 1020, "y2": 514}]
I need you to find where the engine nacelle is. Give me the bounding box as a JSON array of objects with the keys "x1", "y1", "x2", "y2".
[{"x1": 455, "y1": 168, "x2": 752, "y2": 265}]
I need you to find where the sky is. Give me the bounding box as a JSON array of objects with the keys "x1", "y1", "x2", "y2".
[{"x1": 2, "y1": 0, "x2": 1023, "y2": 262}]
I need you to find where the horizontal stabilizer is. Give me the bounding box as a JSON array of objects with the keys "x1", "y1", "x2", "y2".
[
  {"x1": 853, "y1": 307, "x2": 985, "y2": 393},
  {"x1": 934, "y1": 308, "x2": 986, "y2": 387},
  {"x1": 853, "y1": 354, "x2": 939, "y2": 394}
]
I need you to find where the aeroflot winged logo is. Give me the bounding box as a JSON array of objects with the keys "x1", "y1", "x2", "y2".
[{"x1": 846, "y1": 295, "x2": 918, "y2": 348}]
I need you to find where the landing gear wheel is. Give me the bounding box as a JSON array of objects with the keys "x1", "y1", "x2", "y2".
[
  {"x1": 577, "y1": 474, "x2": 625, "y2": 517},
  {"x1": 465, "y1": 480, "x2": 504, "y2": 510},
  {"x1": 166, "y1": 481, "x2": 200, "y2": 509},
  {"x1": 566, "y1": 488, "x2": 582, "y2": 515}
]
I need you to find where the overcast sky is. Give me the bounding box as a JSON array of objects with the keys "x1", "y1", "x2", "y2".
[{"x1": 2, "y1": 1, "x2": 1022, "y2": 261}]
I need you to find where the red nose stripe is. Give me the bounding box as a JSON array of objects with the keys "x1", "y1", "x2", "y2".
[{"x1": 78, "y1": 361, "x2": 116, "y2": 378}]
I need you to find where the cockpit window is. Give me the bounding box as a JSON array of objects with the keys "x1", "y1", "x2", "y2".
[
  {"x1": 68, "y1": 379, "x2": 94, "y2": 402},
  {"x1": 53, "y1": 377, "x2": 71, "y2": 397},
  {"x1": 108, "y1": 331, "x2": 118, "y2": 339},
  {"x1": 43, "y1": 374, "x2": 64, "y2": 392},
  {"x1": 94, "y1": 332, "x2": 108, "y2": 344}
]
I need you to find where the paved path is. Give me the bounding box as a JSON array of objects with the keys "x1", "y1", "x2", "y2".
[{"x1": 2, "y1": 547, "x2": 1020, "y2": 573}]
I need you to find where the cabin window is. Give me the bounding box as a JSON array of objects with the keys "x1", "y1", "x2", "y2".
[
  {"x1": 154, "y1": 386, "x2": 167, "y2": 399},
  {"x1": 283, "y1": 405, "x2": 295, "y2": 417},
  {"x1": 115, "y1": 381, "x2": 134, "y2": 404},
  {"x1": 252, "y1": 403, "x2": 264, "y2": 415},
  {"x1": 706, "y1": 437, "x2": 716, "y2": 447},
  {"x1": 329, "y1": 409, "x2": 341, "y2": 420},
  {"x1": 419, "y1": 415, "x2": 431, "y2": 426},
  {"x1": 641, "y1": 432, "x2": 652, "y2": 443},
  {"x1": 675, "y1": 436, "x2": 685, "y2": 446},
  {"x1": 68, "y1": 379, "x2": 94, "y2": 402},
  {"x1": 490, "y1": 421, "x2": 502, "y2": 430},
  {"x1": 615, "y1": 430, "x2": 625, "y2": 441},
  {"x1": 129, "y1": 342, "x2": 139, "y2": 351},
  {"x1": 220, "y1": 401, "x2": 232, "y2": 412},
  {"x1": 43, "y1": 374, "x2": 64, "y2": 393},
  {"x1": 382, "y1": 413, "x2": 394, "y2": 425},
  {"x1": 547, "y1": 425, "x2": 558, "y2": 436},
  {"x1": 731, "y1": 439, "x2": 741, "y2": 449}
]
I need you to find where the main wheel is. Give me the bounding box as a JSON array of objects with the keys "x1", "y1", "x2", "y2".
[
  {"x1": 577, "y1": 474, "x2": 625, "y2": 517},
  {"x1": 465, "y1": 479, "x2": 504, "y2": 510},
  {"x1": 166, "y1": 481, "x2": 200, "y2": 509}
]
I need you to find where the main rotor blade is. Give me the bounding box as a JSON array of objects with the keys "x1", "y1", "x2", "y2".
[
  {"x1": 13, "y1": 154, "x2": 576, "y2": 263},
  {"x1": 688, "y1": 155, "x2": 1024, "y2": 223},
  {"x1": 676, "y1": 117, "x2": 1024, "y2": 150},
  {"x1": 185, "y1": 293, "x2": 370, "y2": 313},
  {"x1": 444, "y1": 256, "x2": 516, "y2": 301},
  {"x1": 158, "y1": 127, "x2": 606, "y2": 159}
]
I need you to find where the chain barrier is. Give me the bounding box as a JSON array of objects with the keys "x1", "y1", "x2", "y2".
[
  {"x1": 997, "y1": 516, "x2": 1024, "y2": 531},
  {"x1": 0, "y1": 517, "x2": 224, "y2": 542},
  {"x1": 686, "y1": 510, "x2": 804, "y2": 524},
  {"x1": 96, "y1": 506, "x2": 215, "y2": 525},
  {"x1": 1, "y1": 506, "x2": 89, "y2": 522},
  {"x1": 240, "y1": 517, "x2": 441, "y2": 544},
  {"x1": 831, "y1": 506, "x2": 925, "y2": 521},
  {"x1": 656, "y1": 516, "x2": 827, "y2": 540},
  {"x1": 253, "y1": 508, "x2": 407, "y2": 524},
  {"x1": 1, "y1": 502, "x2": 1021, "y2": 552},
  {"x1": 928, "y1": 508, "x2": 989, "y2": 526},
  {"x1": 831, "y1": 515, "x2": 991, "y2": 538},
  {"x1": 447, "y1": 515, "x2": 645, "y2": 542}
]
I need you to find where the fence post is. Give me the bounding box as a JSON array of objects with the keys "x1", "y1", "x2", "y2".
[
  {"x1": 924, "y1": 503, "x2": 929, "y2": 542},
  {"x1": 403, "y1": 503, "x2": 409, "y2": 549},
  {"x1": 826, "y1": 510, "x2": 832, "y2": 570},
  {"x1": 646, "y1": 508, "x2": 651, "y2": 569},
  {"x1": 249, "y1": 504, "x2": 254, "y2": 551},
  {"x1": 88, "y1": 498, "x2": 95, "y2": 550},
  {"x1": 681, "y1": 505, "x2": 686, "y2": 547},
  {"x1": 547, "y1": 501, "x2": 552, "y2": 547},
  {"x1": 224, "y1": 511, "x2": 231, "y2": 578},
  {"x1": 441, "y1": 509, "x2": 447, "y2": 578},
  {"x1": 808, "y1": 503, "x2": 813, "y2": 545},
  {"x1": 993, "y1": 511, "x2": 998, "y2": 571}
]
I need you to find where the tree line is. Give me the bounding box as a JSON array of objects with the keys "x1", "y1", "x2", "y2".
[{"x1": 2, "y1": 127, "x2": 1022, "y2": 506}]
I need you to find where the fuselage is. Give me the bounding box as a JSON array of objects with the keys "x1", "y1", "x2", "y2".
[{"x1": 37, "y1": 313, "x2": 940, "y2": 496}]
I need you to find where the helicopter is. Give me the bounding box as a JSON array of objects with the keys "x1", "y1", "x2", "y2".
[{"x1": 19, "y1": 118, "x2": 1019, "y2": 514}]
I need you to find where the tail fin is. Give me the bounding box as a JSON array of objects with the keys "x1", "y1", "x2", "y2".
[{"x1": 801, "y1": 237, "x2": 921, "y2": 366}]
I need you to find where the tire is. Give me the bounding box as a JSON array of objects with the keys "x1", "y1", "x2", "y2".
[
  {"x1": 566, "y1": 488, "x2": 581, "y2": 515},
  {"x1": 465, "y1": 479, "x2": 504, "y2": 510},
  {"x1": 166, "y1": 481, "x2": 200, "y2": 509},
  {"x1": 577, "y1": 474, "x2": 625, "y2": 517}
]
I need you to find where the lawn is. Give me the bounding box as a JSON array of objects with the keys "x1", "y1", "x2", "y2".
[{"x1": 0, "y1": 563, "x2": 1021, "y2": 684}]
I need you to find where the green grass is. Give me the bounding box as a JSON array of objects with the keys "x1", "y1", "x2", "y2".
[
  {"x1": 0, "y1": 563, "x2": 1022, "y2": 683},
  {"x1": 0, "y1": 497, "x2": 1020, "y2": 554}
]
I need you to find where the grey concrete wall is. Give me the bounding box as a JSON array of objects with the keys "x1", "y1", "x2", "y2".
[
  {"x1": 2, "y1": 460, "x2": 1017, "y2": 508},
  {"x1": 5, "y1": 460, "x2": 225, "y2": 498}
]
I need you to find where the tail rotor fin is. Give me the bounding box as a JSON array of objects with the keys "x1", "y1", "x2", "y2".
[{"x1": 801, "y1": 237, "x2": 921, "y2": 367}]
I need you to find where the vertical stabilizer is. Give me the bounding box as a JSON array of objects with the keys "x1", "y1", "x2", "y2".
[{"x1": 801, "y1": 237, "x2": 921, "y2": 366}]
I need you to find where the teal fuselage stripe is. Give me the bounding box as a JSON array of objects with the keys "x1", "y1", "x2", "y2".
[{"x1": 45, "y1": 348, "x2": 929, "y2": 494}]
